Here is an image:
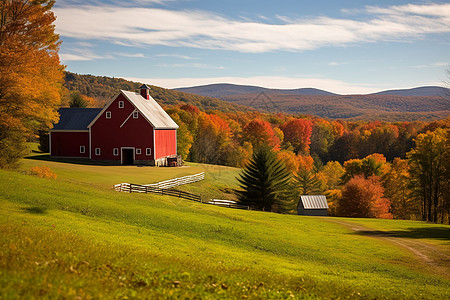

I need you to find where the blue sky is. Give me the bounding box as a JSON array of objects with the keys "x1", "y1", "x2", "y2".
[{"x1": 54, "y1": 0, "x2": 450, "y2": 94}]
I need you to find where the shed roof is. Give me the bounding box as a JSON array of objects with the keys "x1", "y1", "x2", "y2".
[
  {"x1": 299, "y1": 195, "x2": 329, "y2": 209},
  {"x1": 52, "y1": 108, "x2": 102, "y2": 131}
]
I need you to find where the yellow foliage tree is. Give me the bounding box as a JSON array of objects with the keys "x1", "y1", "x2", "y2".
[{"x1": 0, "y1": 0, "x2": 64, "y2": 167}]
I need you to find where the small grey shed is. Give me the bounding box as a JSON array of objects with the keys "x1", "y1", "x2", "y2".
[{"x1": 297, "y1": 195, "x2": 329, "y2": 216}]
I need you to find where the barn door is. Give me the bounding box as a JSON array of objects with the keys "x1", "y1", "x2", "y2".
[{"x1": 122, "y1": 148, "x2": 134, "y2": 165}]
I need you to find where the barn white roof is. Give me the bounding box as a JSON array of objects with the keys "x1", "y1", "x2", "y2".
[
  {"x1": 121, "y1": 90, "x2": 178, "y2": 129},
  {"x1": 300, "y1": 195, "x2": 329, "y2": 209}
]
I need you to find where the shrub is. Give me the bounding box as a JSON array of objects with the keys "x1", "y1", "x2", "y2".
[{"x1": 29, "y1": 166, "x2": 57, "y2": 179}]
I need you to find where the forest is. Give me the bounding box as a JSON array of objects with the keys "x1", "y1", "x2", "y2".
[{"x1": 62, "y1": 72, "x2": 450, "y2": 224}]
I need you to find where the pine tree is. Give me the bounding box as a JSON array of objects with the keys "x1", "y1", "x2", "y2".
[
  {"x1": 237, "y1": 146, "x2": 292, "y2": 212},
  {"x1": 69, "y1": 91, "x2": 88, "y2": 108}
]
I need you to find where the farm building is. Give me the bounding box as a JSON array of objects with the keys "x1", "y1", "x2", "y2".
[
  {"x1": 50, "y1": 85, "x2": 179, "y2": 166},
  {"x1": 297, "y1": 195, "x2": 329, "y2": 216}
]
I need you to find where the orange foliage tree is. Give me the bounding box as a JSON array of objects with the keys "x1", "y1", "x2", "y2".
[
  {"x1": 0, "y1": 0, "x2": 64, "y2": 167},
  {"x1": 337, "y1": 175, "x2": 392, "y2": 219}
]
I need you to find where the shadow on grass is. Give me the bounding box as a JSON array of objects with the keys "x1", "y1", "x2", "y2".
[
  {"x1": 25, "y1": 154, "x2": 117, "y2": 166},
  {"x1": 354, "y1": 227, "x2": 450, "y2": 241},
  {"x1": 23, "y1": 206, "x2": 48, "y2": 214}
]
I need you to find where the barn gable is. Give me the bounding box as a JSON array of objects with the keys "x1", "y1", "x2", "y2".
[
  {"x1": 297, "y1": 195, "x2": 329, "y2": 216},
  {"x1": 88, "y1": 90, "x2": 178, "y2": 130}
]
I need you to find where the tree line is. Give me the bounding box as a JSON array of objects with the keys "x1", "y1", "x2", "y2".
[{"x1": 165, "y1": 104, "x2": 449, "y2": 223}]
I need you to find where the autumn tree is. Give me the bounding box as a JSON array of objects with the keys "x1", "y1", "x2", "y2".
[
  {"x1": 237, "y1": 146, "x2": 292, "y2": 212},
  {"x1": 241, "y1": 118, "x2": 280, "y2": 150},
  {"x1": 337, "y1": 175, "x2": 392, "y2": 219},
  {"x1": 407, "y1": 128, "x2": 448, "y2": 223},
  {"x1": 382, "y1": 158, "x2": 415, "y2": 220},
  {"x1": 0, "y1": 0, "x2": 63, "y2": 168},
  {"x1": 190, "y1": 113, "x2": 232, "y2": 165},
  {"x1": 280, "y1": 118, "x2": 313, "y2": 155}
]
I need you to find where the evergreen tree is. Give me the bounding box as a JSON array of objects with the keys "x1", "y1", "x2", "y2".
[
  {"x1": 69, "y1": 91, "x2": 88, "y2": 108},
  {"x1": 237, "y1": 146, "x2": 292, "y2": 212},
  {"x1": 295, "y1": 169, "x2": 323, "y2": 196}
]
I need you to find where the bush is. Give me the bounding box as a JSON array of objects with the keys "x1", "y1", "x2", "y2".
[{"x1": 29, "y1": 166, "x2": 57, "y2": 179}]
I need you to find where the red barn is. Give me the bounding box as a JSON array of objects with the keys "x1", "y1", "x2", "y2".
[{"x1": 50, "y1": 85, "x2": 179, "y2": 165}]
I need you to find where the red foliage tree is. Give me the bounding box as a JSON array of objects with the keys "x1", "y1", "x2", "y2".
[
  {"x1": 337, "y1": 175, "x2": 392, "y2": 219},
  {"x1": 280, "y1": 118, "x2": 313, "y2": 155},
  {"x1": 242, "y1": 118, "x2": 280, "y2": 150}
]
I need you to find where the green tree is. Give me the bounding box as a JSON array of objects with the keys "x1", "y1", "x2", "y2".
[
  {"x1": 69, "y1": 91, "x2": 88, "y2": 108},
  {"x1": 407, "y1": 128, "x2": 448, "y2": 223},
  {"x1": 237, "y1": 146, "x2": 292, "y2": 212},
  {"x1": 295, "y1": 170, "x2": 323, "y2": 196},
  {"x1": 0, "y1": 0, "x2": 63, "y2": 168},
  {"x1": 341, "y1": 157, "x2": 382, "y2": 183}
]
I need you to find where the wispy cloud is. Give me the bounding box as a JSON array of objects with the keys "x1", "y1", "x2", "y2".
[
  {"x1": 413, "y1": 62, "x2": 448, "y2": 69},
  {"x1": 114, "y1": 52, "x2": 146, "y2": 58},
  {"x1": 156, "y1": 54, "x2": 196, "y2": 60},
  {"x1": 59, "y1": 49, "x2": 113, "y2": 61},
  {"x1": 54, "y1": 3, "x2": 450, "y2": 53}
]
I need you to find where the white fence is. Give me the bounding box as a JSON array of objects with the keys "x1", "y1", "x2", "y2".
[
  {"x1": 114, "y1": 172, "x2": 205, "y2": 192},
  {"x1": 143, "y1": 172, "x2": 205, "y2": 189}
]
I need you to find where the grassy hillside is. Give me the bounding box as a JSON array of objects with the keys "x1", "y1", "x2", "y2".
[{"x1": 1, "y1": 154, "x2": 449, "y2": 298}]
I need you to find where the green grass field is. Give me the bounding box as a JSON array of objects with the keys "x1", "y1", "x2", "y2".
[{"x1": 0, "y1": 152, "x2": 449, "y2": 299}]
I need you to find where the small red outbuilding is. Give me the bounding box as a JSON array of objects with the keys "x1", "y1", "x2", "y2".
[{"x1": 50, "y1": 85, "x2": 178, "y2": 165}]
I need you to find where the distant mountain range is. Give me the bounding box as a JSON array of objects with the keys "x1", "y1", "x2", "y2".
[
  {"x1": 176, "y1": 83, "x2": 337, "y2": 97},
  {"x1": 63, "y1": 73, "x2": 449, "y2": 121},
  {"x1": 176, "y1": 83, "x2": 448, "y2": 97},
  {"x1": 174, "y1": 84, "x2": 449, "y2": 121}
]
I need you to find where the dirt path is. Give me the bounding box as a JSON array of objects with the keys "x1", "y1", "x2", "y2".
[{"x1": 325, "y1": 218, "x2": 450, "y2": 279}]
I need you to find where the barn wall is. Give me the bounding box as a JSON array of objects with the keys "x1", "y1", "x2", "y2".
[
  {"x1": 154, "y1": 129, "x2": 177, "y2": 160},
  {"x1": 50, "y1": 131, "x2": 89, "y2": 157},
  {"x1": 90, "y1": 93, "x2": 154, "y2": 162}
]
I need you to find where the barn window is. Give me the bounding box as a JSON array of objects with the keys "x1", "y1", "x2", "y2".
[
  {"x1": 106, "y1": 111, "x2": 111, "y2": 119},
  {"x1": 146, "y1": 148, "x2": 151, "y2": 156},
  {"x1": 113, "y1": 148, "x2": 119, "y2": 156},
  {"x1": 80, "y1": 146, "x2": 85, "y2": 153},
  {"x1": 136, "y1": 148, "x2": 142, "y2": 155},
  {"x1": 133, "y1": 111, "x2": 138, "y2": 119},
  {"x1": 118, "y1": 101, "x2": 124, "y2": 108},
  {"x1": 95, "y1": 148, "x2": 101, "y2": 156}
]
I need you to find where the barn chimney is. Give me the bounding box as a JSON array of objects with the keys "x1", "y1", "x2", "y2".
[{"x1": 139, "y1": 84, "x2": 151, "y2": 100}]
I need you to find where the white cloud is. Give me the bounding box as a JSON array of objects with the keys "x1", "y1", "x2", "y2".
[
  {"x1": 54, "y1": 3, "x2": 450, "y2": 53},
  {"x1": 123, "y1": 75, "x2": 395, "y2": 94},
  {"x1": 114, "y1": 52, "x2": 146, "y2": 58},
  {"x1": 156, "y1": 54, "x2": 196, "y2": 60}
]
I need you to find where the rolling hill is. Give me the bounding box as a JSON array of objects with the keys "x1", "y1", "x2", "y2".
[
  {"x1": 63, "y1": 72, "x2": 252, "y2": 113},
  {"x1": 176, "y1": 83, "x2": 337, "y2": 97},
  {"x1": 176, "y1": 83, "x2": 450, "y2": 121},
  {"x1": 0, "y1": 152, "x2": 449, "y2": 298}
]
